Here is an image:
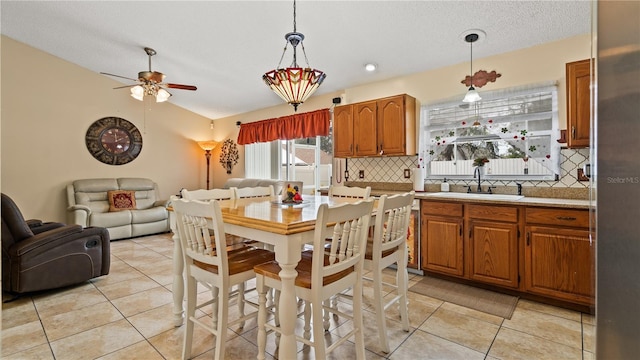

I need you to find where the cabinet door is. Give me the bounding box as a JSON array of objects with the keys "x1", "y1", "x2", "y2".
[
  {"x1": 566, "y1": 59, "x2": 592, "y2": 148},
  {"x1": 353, "y1": 101, "x2": 378, "y2": 156},
  {"x1": 524, "y1": 226, "x2": 595, "y2": 306},
  {"x1": 377, "y1": 96, "x2": 405, "y2": 155},
  {"x1": 421, "y1": 215, "x2": 464, "y2": 276},
  {"x1": 333, "y1": 105, "x2": 354, "y2": 157},
  {"x1": 469, "y1": 220, "x2": 519, "y2": 288}
]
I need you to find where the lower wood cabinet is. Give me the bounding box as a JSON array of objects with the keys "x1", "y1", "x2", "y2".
[
  {"x1": 524, "y1": 208, "x2": 594, "y2": 306},
  {"x1": 469, "y1": 220, "x2": 519, "y2": 288},
  {"x1": 421, "y1": 199, "x2": 594, "y2": 308},
  {"x1": 421, "y1": 201, "x2": 464, "y2": 276}
]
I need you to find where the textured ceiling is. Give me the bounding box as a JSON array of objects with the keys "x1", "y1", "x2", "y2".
[{"x1": 1, "y1": 1, "x2": 591, "y2": 119}]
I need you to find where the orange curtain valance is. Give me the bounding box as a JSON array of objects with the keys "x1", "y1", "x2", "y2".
[{"x1": 237, "y1": 109, "x2": 330, "y2": 145}]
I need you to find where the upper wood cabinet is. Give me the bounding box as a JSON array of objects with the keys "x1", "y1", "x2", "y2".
[
  {"x1": 566, "y1": 59, "x2": 592, "y2": 148},
  {"x1": 333, "y1": 94, "x2": 417, "y2": 158},
  {"x1": 333, "y1": 105, "x2": 354, "y2": 157}
]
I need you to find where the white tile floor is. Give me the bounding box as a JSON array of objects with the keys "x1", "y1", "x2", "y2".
[{"x1": 2, "y1": 233, "x2": 595, "y2": 359}]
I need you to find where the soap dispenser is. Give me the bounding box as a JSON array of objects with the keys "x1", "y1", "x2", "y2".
[{"x1": 440, "y1": 178, "x2": 450, "y2": 192}]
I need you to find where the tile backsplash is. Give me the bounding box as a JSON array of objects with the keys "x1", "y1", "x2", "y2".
[{"x1": 343, "y1": 148, "x2": 591, "y2": 198}]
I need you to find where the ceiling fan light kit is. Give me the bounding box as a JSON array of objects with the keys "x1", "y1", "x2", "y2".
[
  {"x1": 102, "y1": 47, "x2": 197, "y2": 103},
  {"x1": 262, "y1": 0, "x2": 326, "y2": 111},
  {"x1": 462, "y1": 31, "x2": 483, "y2": 103}
]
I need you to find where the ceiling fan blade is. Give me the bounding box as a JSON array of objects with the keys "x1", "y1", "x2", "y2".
[
  {"x1": 166, "y1": 83, "x2": 197, "y2": 91},
  {"x1": 113, "y1": 84, "x2": 138, "y2": 90},
  {"x1": 100, "y1": 72, "x2": 138, "y2": 81}
]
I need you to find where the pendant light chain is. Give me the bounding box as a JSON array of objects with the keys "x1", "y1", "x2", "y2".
[{"x1": 469, "y1": 39, "x2": 473, "y2": 87}]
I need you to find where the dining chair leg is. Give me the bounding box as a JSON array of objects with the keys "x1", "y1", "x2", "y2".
[
  {"x1": 398, "y1": 252, "x2": 410, "y2": 331},
  {"x1": 237, "y1": 283, "x2": 246, "y2": 328},
  {"x1": 256, "y1": 276, "x2": 268, "y2": 360},
  {"x1": 215, "y1": 285, "x2": 230, "y2": 360},
  {"x1": 372, "y1": 268, "x2": 391, "y2": 353},
  {"x1": 212, "y1": 287, "x2": 219, "y2": 330},
  {"x1": 312, "y1": 297, "x2": 327, "y2": 359},
  {"x1": 353, "y1": 279, "x2": 366, "y2": 360},
  {"x1": 322, "y1": 299, "x2": 331, "y2": 331},
  {"x1": 182, "y1": 277, "x2": 197, "y2": 360},
  {"x1": 303, "y1": 301, "x2": 312, "y2": 340}
]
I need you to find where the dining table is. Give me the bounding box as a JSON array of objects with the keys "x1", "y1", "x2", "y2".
[{"x1": 169, "y1": 194, "x2": 372, "y2": 359}]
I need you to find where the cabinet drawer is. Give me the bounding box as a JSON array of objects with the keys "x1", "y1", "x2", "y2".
[
  {"x1": 525, "y1": 208, "x2": 590, "y2": 228},
  {"x1": 467, "y1": 204, "x2": 518, "y2": 223},
  {"x1": 421, "y1": 200, "x2": 463, "y2": 217}
]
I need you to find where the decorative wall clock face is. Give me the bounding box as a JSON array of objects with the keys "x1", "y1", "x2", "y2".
[{"x1": 85, "y1": 117, "x2": 143, "y2": 165}]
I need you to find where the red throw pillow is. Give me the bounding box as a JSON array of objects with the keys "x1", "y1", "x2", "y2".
[{"x1": 108, "y1": 190, "x2": 136, "y2": 212}]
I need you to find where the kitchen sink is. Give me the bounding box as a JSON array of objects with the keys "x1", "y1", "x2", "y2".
[{"x1": 424, "y1": 192, "x2": 525, "y2": 201}]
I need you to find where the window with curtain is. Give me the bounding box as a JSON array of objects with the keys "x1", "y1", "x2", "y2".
[
  {"x1": 419, "y1": 82, "x2": 560, "y2": 180},
  {"x1": 241, "y1": 108, "x2": 333, "y2": 190}
]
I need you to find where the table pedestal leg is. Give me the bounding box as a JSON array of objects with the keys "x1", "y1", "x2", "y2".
[
  {"x1": 172, "y1": 230, "x2": 184, "y2": 327},
  {"x1": 277, "y1": 263, "x2": 298, "y2": 359}
]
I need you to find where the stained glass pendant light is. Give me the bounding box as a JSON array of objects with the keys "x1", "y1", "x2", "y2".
[
  {"x1": 262, "y1": 0, "x2": 326, "y2": 111},
  {"x1": 462, "y1": 33, "x2": 481, "y2": 103}
]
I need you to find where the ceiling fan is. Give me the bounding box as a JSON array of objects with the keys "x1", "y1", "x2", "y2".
[{"x1": 101, "y1": 47, "x2": 197, "y2": 103}]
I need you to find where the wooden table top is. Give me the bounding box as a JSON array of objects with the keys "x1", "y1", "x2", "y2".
[{"x1": 217, "y1": 195, "x2": 371, "y2": 235}]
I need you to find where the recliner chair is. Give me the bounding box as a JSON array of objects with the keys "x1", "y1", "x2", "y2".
[{"x1": 2, "y1": 193, "x2": 111, "y2": 294}]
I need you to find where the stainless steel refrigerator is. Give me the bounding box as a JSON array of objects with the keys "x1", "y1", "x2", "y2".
[{"x1": 597, "y1": 1, "x2": 640, "y2": 357}]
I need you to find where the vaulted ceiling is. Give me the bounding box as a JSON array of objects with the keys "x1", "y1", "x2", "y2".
[{"x1": 1, "y1": 1, "x2": 591, "y2": 119}]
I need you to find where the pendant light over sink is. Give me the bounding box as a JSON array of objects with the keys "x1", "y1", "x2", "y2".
[
  {"x1": 462, "y1": 32, "x2": 482, "y2": 103},
  {"x1": 262, "y1": 0, "x2": 326, "y2": 111}
]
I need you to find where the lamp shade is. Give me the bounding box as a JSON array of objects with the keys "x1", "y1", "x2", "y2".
[
  {"x1": 156, "y1": 88, "x2": 172, "y2": 103},
  {"x1": 462, "y1": 86, "x2": 482, "y2": 103},
  {"x1": 197, "y1": 141, "x2": 217, "y2": 151},
  {"x1": 130, "y1": 85, "x2": 145, "y2": 101},
  {"x1": 263, "y1": 67, "x2": 326, "y2": 110}
]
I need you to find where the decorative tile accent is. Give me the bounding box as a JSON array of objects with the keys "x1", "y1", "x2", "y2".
[{"x1": 345, "y1": 149, "x2": 591, "y2": 197}]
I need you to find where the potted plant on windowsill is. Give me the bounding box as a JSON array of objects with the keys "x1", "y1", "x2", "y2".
[{"x1": 473, "y1": 157, "x2": 489, "y2": 175}]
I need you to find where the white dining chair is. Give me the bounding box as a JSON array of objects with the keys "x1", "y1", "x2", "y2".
[
  {"x1": 328, "y1": 185, "x2": 371, "y2": 199},
  {"x1": 181, "y1": 188, "x2": 235, "y2": 201},
  {"x1": 364, "y1": 192, "x2": 414, "y2": 353},
  {"x1": 254, "y1": 200, "x2": 374, "y2": 360},
  {"x1": 232, "y1": 185, "x2": 275, "y2": 200},
  {"x1": 172, "y1": 199, "x2": 275, "y2": 360}
]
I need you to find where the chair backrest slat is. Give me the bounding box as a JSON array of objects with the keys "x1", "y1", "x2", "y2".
[
  {"x1": 312, "y1": 200, "x2": 373, "y2": 285},
  {"x1": 233, "y1": 185, "x2": 274, "y2": 200},
  {"x1": 373, "y1": 192, "x2": 415, "y2": 254},
  {"x1": 181, "y1": 188, "x2": 235, "y2": 201},
  {"x1": 172, "y1": 199, "x2": 228, "y2": 270},
  {"x1": 328, "y1": 185, "x2": 371, "y2": 199}
]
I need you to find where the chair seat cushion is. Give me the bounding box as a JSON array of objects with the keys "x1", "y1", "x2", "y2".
[
  {"x1": 254, "y1": 250, "x2": 354, "y2": 289},
  {"x1": 194, "y1": 248, "x2": 275, "y2": 275}
]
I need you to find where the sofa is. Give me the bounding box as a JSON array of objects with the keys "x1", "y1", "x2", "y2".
[{"x1": 67, "y1": 178, "x2": 170, "y2": 240}]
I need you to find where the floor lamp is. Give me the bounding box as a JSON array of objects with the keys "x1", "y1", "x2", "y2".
[{"x1": 197, "y1": 141, "x2": 217, "y2": 190}]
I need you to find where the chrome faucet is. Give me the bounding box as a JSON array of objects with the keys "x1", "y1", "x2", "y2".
[{"x1": 473, "y1": 167, "x2": 482, "y2": 192}]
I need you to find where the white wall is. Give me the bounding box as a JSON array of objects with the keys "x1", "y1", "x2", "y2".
[
  {"x1": 1, "y1": 33, "x2": 591, "y2": 222},
  {"x1": 1, "y1": 36, "x2": 213, "y2": 222}
]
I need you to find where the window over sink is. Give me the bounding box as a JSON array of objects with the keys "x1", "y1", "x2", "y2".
[{"x1": 419, "y1": 82, "x2": 560, "y2": 180}]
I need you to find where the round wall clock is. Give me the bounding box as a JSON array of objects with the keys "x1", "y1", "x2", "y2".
[{"x1": 85, "y1": 117, "x2": 143, "y2": 165}]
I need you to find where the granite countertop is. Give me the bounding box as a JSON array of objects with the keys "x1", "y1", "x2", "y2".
[{"x1": 369, "y1": 189, "x2": 592, "y2": 209}]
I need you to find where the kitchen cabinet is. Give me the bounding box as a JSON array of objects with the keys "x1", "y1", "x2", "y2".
[
  {"x1": 566, "y1": 59, "x2": 592, "y2": 148},
  {"x1": 421, "y1": 200, "x2": 464, "y2": 276},
  {"x1": 524, "y1": 207, "x2": 594, "y2": 306},
  {"x1": 419, "y1": 197, "x2": 594, "y2": 309},
  {"x1": 333, "y1": 105, "x2": 354, "y2": 157},
  {"x1": 333, "y1": 94, "x2": 417, "y2": 158},
  {"x1": 467, "y1": 204, "x2": 519, "y2": 289}
]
